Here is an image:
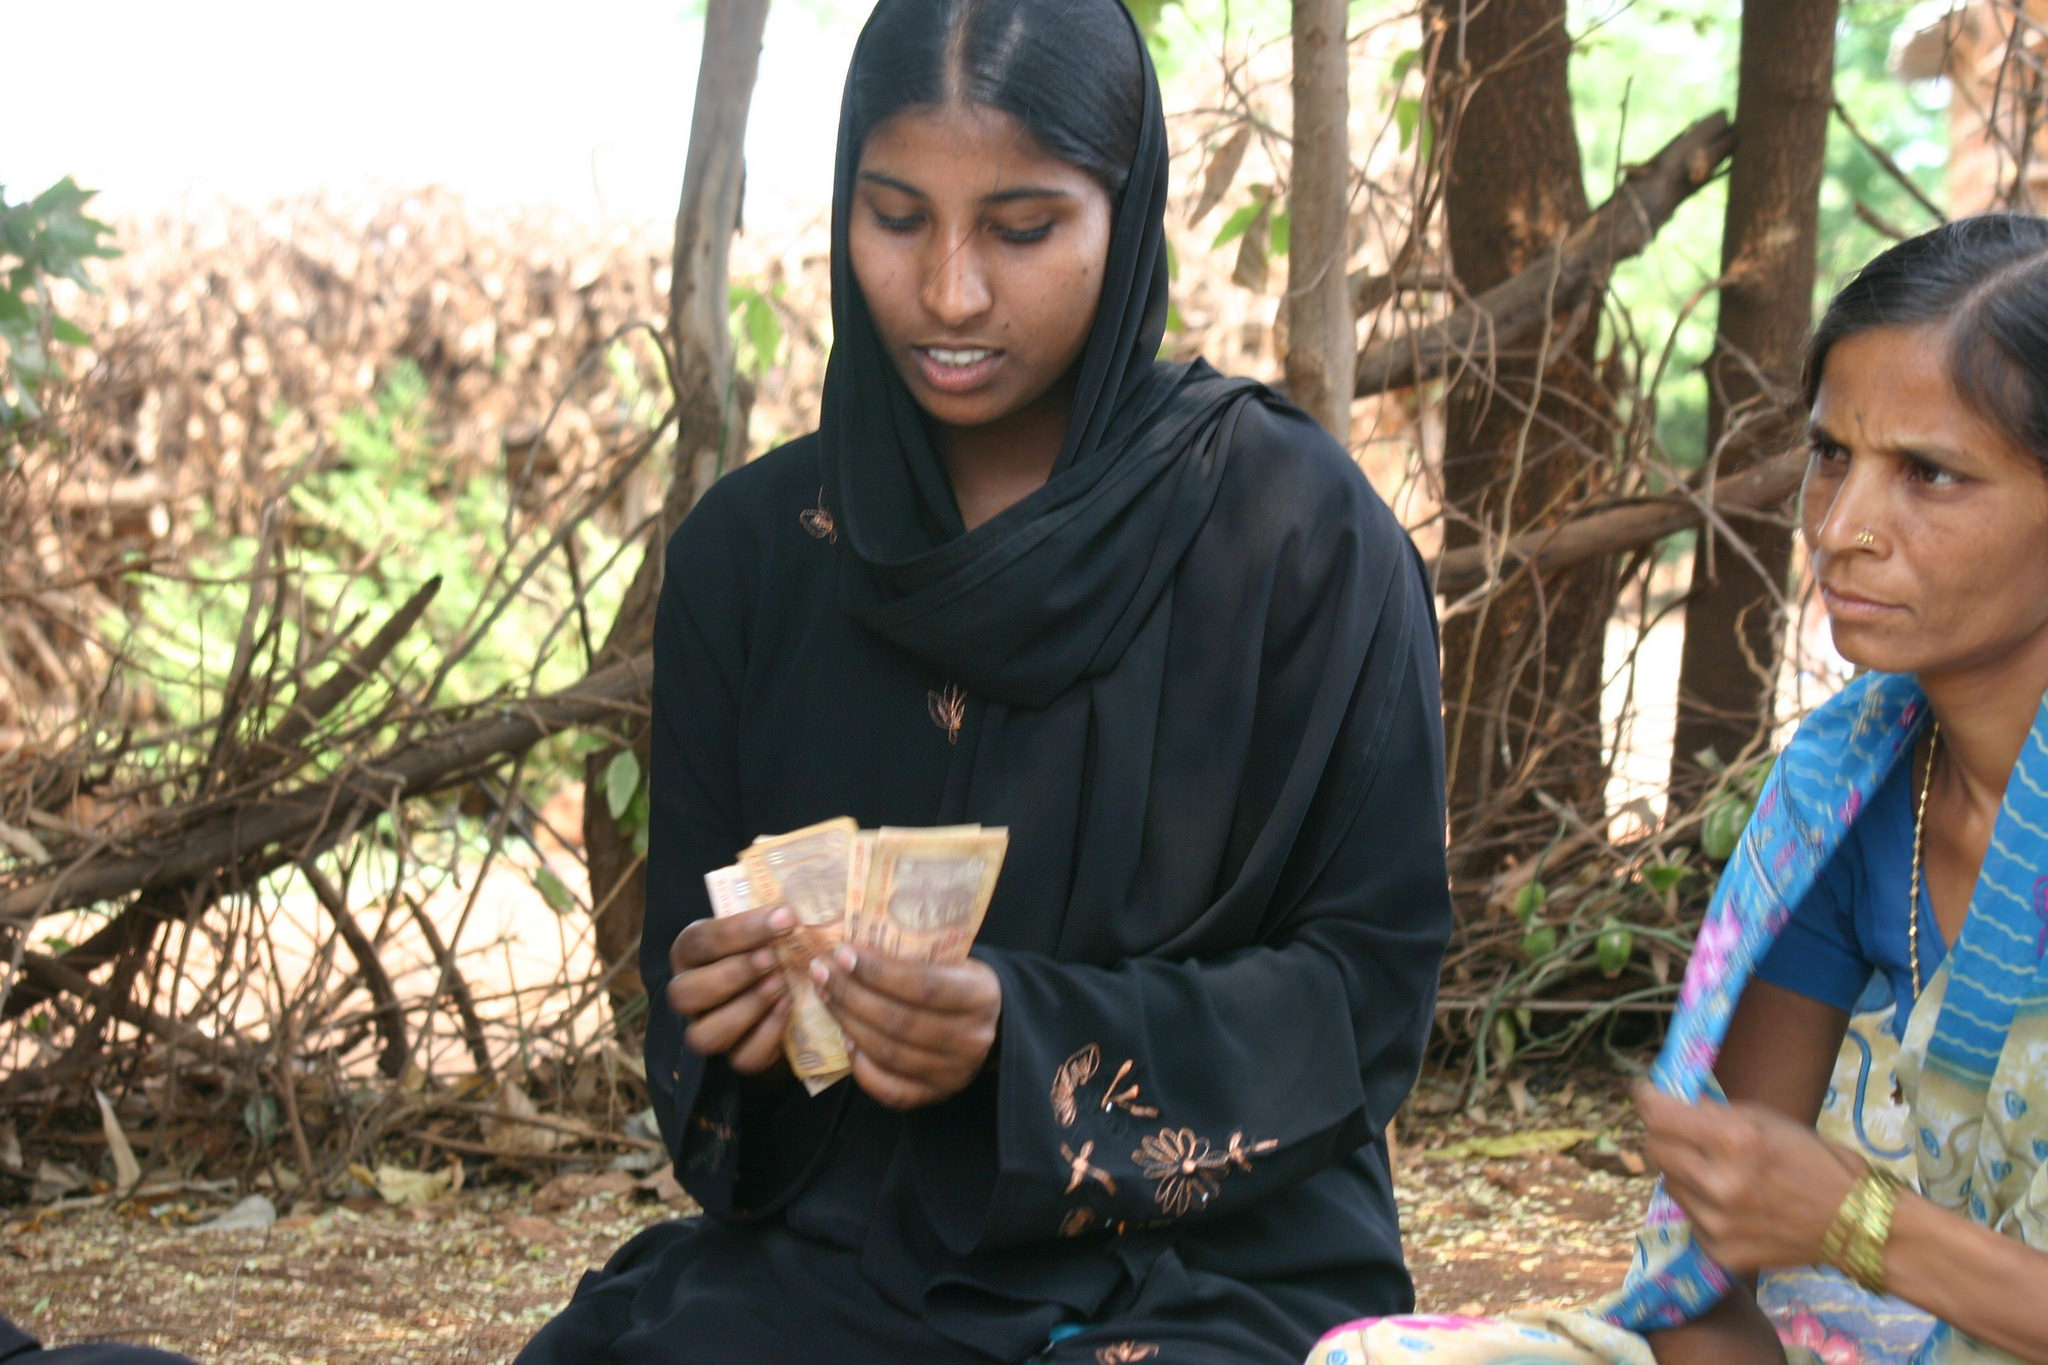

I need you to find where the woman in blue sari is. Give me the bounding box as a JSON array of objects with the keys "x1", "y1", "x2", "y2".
[{"x1": 1311, "y1": 215, "x2": 2048, "y2": 1364}]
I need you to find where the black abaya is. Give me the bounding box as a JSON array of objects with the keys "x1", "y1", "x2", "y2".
[
  {"x1": 518, "y1": 3, "x2": 1453, "y2": 1361},
  {"x1": 0, "y1": 1316, "x2": 194, "y2": 1365}
]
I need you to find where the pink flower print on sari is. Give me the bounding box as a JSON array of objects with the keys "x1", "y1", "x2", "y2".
[
  {"x1": 1680, "y1": 912, "x2": 1742, "y2": 1006},
  {"x1": 1838, "y1": 789, "x2": 1863, "y2": 826},
  {"x1": 1380, "y1": 1316, "x2": 1490, "y2": 1332},
  {"x1": 1780, "y1": 1310, "x2": 1863, "y2": 1365}
]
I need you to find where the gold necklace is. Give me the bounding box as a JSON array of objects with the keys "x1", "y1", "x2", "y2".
[{"x1": 1908, "y1": 722, "x2": 1941, "y2": 1000}]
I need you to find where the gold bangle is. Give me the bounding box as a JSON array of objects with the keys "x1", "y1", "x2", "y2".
[{"x1": 1821, "y1": 1167, "x2": 1904, "y2": 1295}]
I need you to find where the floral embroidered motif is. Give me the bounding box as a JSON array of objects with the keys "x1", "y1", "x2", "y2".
[
  {"x1": 1135, "y1": 1126, "x2": 1228, "y2": 1215},
  {"x1": 1095, "y1": 1343, "x2": 1160, "y2": 1363},
  {"x1": 798, "y1": 488, "x2": 837, "y2": 543},
  {"x1": 927, "y1": 684, "x2": 966, "y2": 744},
  {"x1": 1221, "y1": 1129, "x2": 1278, "y2": 1170},
  {"x1": 1058, "y1": 1206, "x2": 1096, "y2": 1238},
  {"x1": 1052, "y1": 1045, "x2": 1101, "y2": 1128},
  {"x1": 1061, "y1": 1140, "x2": 1117, "y2": 1195},
  {"x1": 1101, "y1": 1058, "x2": 1159, "y2": 1118}
]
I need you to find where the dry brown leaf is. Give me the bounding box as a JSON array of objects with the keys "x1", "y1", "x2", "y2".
[
  {"x1": 94, "y1": 1089, "x2": 143, "y2": 1192},
  {"x1": 1190, "y1": 125, "x2": 1253, "y2": 225},
  {"x1": 482, "y1": 1080, "x2": 565, "y2": 1155}
]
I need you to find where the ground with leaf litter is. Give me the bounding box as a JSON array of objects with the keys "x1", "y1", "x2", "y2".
[{"x1": 1, "y1": 1079, "x2": 1651, "y2": 1363}]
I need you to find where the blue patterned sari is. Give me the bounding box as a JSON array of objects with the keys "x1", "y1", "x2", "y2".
[{"x1": 1310, "y1": 673, "x2": 2048, "y2": 1365}]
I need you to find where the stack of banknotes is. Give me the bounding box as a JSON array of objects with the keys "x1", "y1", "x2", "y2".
[{"x1": 704, "y1": 818, "x2": 1009, "y2": 1094}]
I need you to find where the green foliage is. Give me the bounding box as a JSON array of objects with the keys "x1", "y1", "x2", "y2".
[
  {"x1": 729, "y1": 282, "x2": 785, "y2": 378},
  {"x1": 0, "y1": 177, "x2": 119, "y2": 432},
  {"x1": 114, "y1": 361, "x2": 631, "y2": 796},
  {"x1": 1569, "y1": 1, "x2": 1944, "y2": 466}
]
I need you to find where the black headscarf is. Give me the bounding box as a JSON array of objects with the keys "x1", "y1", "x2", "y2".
[
  {"x1": 816, "y1": 0, "x2": 1259, "y2": 709},
  {"x1": 630, "y1": 6, "x2": 1447, "y2": 1356}
]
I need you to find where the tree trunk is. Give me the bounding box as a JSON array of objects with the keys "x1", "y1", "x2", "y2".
[
  {"x1": 585, "y1": 0, "x2": 770, "y2": 1010},
  {"x1": 1668, "y1": 0, "x2": 1837, "y2": 810},
  {"x1": 1427, "y1": 0, "x2": 1619, "y2": 882},
  {"x1": 1284, "y1": 0, "x2": 1353, "y2": 439}
]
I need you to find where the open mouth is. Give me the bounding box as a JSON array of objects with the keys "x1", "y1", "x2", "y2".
[{"x1": 913, "y1": 346, "x2": 1003, "y2": 394}]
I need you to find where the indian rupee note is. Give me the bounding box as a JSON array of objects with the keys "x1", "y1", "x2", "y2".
[
  {"x1": 740, "y1": 818, "x2": 859, "y2": 1092},
  {"x1": 851, "y1": 826, "x2": 1008, "y2": 965}
]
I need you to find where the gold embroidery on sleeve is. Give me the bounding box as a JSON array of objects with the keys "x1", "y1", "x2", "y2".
[
  {"x1": 1061, "y1": 1140, "x2": 1117, "y2": 1196},
  {"x1": 1096, "y1": 1343, "x2": 1161, "y2": 1363},
  {"x1": 1059, "y1": 1206, "x2": 1097, "y2": 1238},
  {"x1": 1052, "y1": 1045, "x2": 1101, "y2": 1128},
  {"x1": 1102, "y1": 1058, "x2": 1160, "y2": 1118},
  {"x1": 1222, "y1": 1130, "x2": 1279, "y2": 1170},
  {"x1": 1135, "y1": 1126, "x2": 1228, "y2": 1215}
]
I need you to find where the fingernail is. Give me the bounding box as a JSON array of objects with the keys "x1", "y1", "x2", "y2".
[
  {"x1": 809, "y1": 958, "x2": 830, "y2": 987},
  {"x1": 833, "y1": 945, "x2": 857, "y2": 971},
  {"x1": 769, "y1": 907, "x2": 795, "y2": 931}
]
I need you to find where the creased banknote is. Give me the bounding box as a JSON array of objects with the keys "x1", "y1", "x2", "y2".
[
  {"x1": 737, "y1": 817, "x2": 859, "y2": 1093},
  {"x1": 702, "y1": 818, "x2": 1007, "y2": 1098},
  {"x1": 849, "y1": 826, "x2": 1008, "y2": 965},
  {"x1": 706, "y1": 860, "x2": 850, "y2": 1091}
]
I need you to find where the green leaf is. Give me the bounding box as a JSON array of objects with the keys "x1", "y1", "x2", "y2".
[
  {"x1": 1389, "y1": 47, "x2": 1420, "y2": 88},
  {"x1": 1491, "y1": 1013, "x2": 1518, "y2": 1065},
  {"x1": 744, "y1": 292, "x2": 781, "y2": 368},
  {"x1": 1643, "y1": 863, "x2": 1689, "y2": 894},
  {"x1": 1596, "y1": 924, "x2": 1634, "y2": 977},
  {"x1": 1394, "y1": 96, "x2": 1421, "y2": 152},
  {"x1": 1211, "y1": 200, "x2": 1262, "y2": 251},
  {"x1": 50, "y1": 316, "x2": 89, "y2": 347},
  {"x1": 1268, "y1": 210, "x2": 1290, "y2": 258},
  {"x1": 1512, "y1": 879, "x2": 1547, "y2": 922},
  {"x1": 533, "y1": 866, "x2": 576, "y2": 916},
  {"x1": 604, "y1": 748, "x2": 642, "y2": 823}
]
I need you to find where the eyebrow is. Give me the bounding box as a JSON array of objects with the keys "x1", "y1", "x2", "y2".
[
  {"x1": 1806, "y1": 419, "x2": 1970, "y2": 466},
  {"x1": 856, "y1": 170, "x2": 1075, "y2": 205}
]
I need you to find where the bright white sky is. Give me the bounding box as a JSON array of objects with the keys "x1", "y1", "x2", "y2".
[{"x1": 9, "y1": 0, "x2": 868, "y2": 233}]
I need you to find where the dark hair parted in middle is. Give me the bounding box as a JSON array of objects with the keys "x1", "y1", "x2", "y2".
[
  {"x1": 846, "y1": 0, "x2": 1147, "y2": 196},
  {"x1": 1805, "y1": 214, "x2": 2048, "y2": 470}
]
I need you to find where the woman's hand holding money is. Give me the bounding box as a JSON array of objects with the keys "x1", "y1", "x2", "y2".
[
  {"x1": 811, "y1": 946, "x2": 1001, "y2": 1109},
  {"x1": 669, "y1": 906, "x2": 797, "y2": 1074}
]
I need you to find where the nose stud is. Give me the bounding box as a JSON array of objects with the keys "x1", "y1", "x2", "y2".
[{"x1": 1854, "y1": 527, "x2": 1877, "y2": 548}]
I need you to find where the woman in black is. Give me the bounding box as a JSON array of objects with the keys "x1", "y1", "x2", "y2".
[{"x1": 517, "y1": 1, "x2": 1453, "y2": 1360}]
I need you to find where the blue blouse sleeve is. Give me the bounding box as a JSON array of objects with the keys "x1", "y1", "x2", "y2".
[{"x1": 1750, "y1": 831, "x2": 1871, "y2": 1015}]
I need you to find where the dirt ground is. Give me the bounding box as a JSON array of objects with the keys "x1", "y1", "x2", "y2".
[{"x1": 0, "y1": 1077, "x2": 1651, "y2": 1363}]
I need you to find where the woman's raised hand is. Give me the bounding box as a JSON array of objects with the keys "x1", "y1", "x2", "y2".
[
  {"x1": 667, "y1": 906, "x2": 795, "y2": 1074},
  {"x1": 811, "y1": 946, "x2": 1002, "y2": 1110},
  {"x1": 1636, "y1": 1083, "x2": 1863, "y2": 1273}
]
